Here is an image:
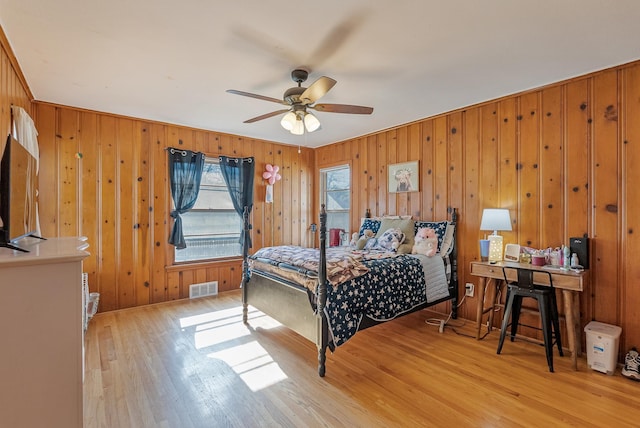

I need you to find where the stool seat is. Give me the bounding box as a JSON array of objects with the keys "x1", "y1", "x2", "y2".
[{"x1": 497, "y1": 267, "x2": 563, "y2": 372}]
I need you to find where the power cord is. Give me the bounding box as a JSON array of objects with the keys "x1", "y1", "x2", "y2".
[{"x1": 424, "y1": 294, "x2": 468, "y2": 333}]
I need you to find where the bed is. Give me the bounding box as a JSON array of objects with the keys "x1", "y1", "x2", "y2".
[{"x1": 240, "y1": 206, "x2": 459, "y2": 377}]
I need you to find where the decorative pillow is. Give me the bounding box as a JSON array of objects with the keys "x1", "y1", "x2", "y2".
[
  {"x1": 374, "y1": 228, "x2": 405, "y2": 251},
  {"x1": 358, "y1": 218, "x2": 381, "y2": 238},
  {"x1": 438, "y1": 223, "x2": 456, "y2": 257},
  {"x1": 414, "y1": 220, "x2": 449, "y2": 252},
  {"x1": 364, "y1": 237, "x2": 379, "y2": 250},
  {"x1": 376, "y1": 217, "x2": 415, "y2": 254}
]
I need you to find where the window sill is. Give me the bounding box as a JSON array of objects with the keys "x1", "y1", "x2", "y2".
[{"x1": 167, "y1": 256, "x2": 243, "y2": 272}]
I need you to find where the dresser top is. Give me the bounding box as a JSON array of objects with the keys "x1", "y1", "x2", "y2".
[{"x1": 0, "y1": 237, "x2": 89, "y2": 267}]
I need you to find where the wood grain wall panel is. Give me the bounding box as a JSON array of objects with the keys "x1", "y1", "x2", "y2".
[
  {"x1": 0, "y1": 38, "x2": 32, "y2": 140},
  {"x1": 591, "y1": 70, "x2": 621, "y2": 325},
  {"x1": 78, "y1": 111, "x2": 99, "y2": 294},
  {"x1": 366, "y1": 135, "x2": 378, "y2": 220},
  {"x1": 252, "y1": 142, "x2": 266, "y2": 249},
  {"x1": 58, "y1": 108, "x2": 80, "y2": 236},
  {"x1": 564, "y1": 80, "x2": 591, "y2": 239},
  {"x1": 150, "y1": 122, "x2": 169, "y2": 303},
  {"x1": 498, "y1": 99, "x2": 518, "y2": 244},
  {"x1": 433, "y1": 117, "x2": 448, "y2": 220},
  {"x1": 36, "y1": 104, "x2": 59, "y2": 237},
  {"x1": 290, "y1": 148, "x2": 300, "y2": 244},
  {"x1": 621, "y1": 65, "x2": 640, "y2": 353},
  {"x1": 376, "y1": 133, "x2": 387, "y2": 218},
  {"x1": 349, "y1": 137, "x2": 360, "y2": 221},
  {"x1": 480, "y1": 104, "x2": 499, "y2": 209},
  {"x1": 281, "y1": 145, "x2": 292, "y2": 246},
  {"x1": 420, "y1": 121, "x2": 434, "y2": 219},
  {"x1": 386, "y1": 130, "x2": 397, "y2": 216},
  {"x1": 518, "y1": 93, "x2": 541, "y2": 248},
  {"x1": 272, "y1": 146, "x2": 284, "y2": 247},
  {"x1": 395, "y1": 127, "x2": 409, "y2": 217},
  {"x1": 116, "y1": 119, "x2": 136, "y2": 308},
  {"x1": 448, "y1": 112, "x2": 464, "y2": 282},
  {"x1": 133, "y1": 121, "x2": 152, "y2": 307},
  {"x1": 540, "y1": 87, "x2": 565, "y2": 247},
  {"x1": 408, "y1": 125, "x2": 421, "y2": 218},
  {"x1": 564, "y1": 80, "x2": 594, "y2": 331},
  {"x1": 462, "y1": 109, "x2": 480, "y2": 320},
  {"x1": 98, "y1": 114, "x2": 119, "y2": 311}
]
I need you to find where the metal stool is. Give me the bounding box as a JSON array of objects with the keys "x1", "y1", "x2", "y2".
[{"x1": 497, "y1": 267, "x2": 563, "y2": 372}]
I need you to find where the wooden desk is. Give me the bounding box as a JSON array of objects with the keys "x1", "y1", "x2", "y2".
[{"x1": 470, "y1": 260, "x2": 589, "y2": 370}]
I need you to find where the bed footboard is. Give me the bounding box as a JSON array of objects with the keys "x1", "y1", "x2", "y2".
[{"x1": 244, "y1": 272, "x2": 320, "y2": 344}]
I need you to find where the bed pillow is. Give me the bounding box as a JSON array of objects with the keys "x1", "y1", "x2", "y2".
[
  {"x1": 438, "y1": 223, "x2": 455, "y2": 257},
  {"x1": 414, "y1": 220, "x2": 450, "y2": 253},
  {"x1": 376, "y1": 218, "x2": 415, "y2": 254},
  {"x1": 358, "y1": 218, "x2": 381, "y2": 238},
  {"x1": 374, "y1": 227, "x2": 406, "y2": 251}
]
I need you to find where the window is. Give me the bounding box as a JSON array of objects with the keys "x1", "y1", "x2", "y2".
[
  {"x1": 175, "y1": 158, "x2": 241, "y2": 262},
  {"x1": 320, "y1": 165, "x2": 350, "y2": 236}
]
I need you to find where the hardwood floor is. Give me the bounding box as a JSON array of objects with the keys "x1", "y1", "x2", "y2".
[{"x1": 84, "y1": 290, "x2": 639, "y2": 427}]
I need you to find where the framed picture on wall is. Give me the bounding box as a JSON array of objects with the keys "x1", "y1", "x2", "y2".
[{"x1": 388, "y1": 160, "x2": 419, "y2": 193}]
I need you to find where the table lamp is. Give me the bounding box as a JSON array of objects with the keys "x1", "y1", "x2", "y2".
[{"x1": 480, "y1": 208, "x2": 512, "y2": 262}]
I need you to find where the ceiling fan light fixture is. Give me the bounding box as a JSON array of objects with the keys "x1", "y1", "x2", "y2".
[
  {"x1": 291, "y1": 117, "x2": 305, "y2": 135},
  {"x1": 280, "y1": 111, "x2": 296, "y2": 131},
  {"x1": 304, "y1": 112, "x2": 321, "y2": 132}
]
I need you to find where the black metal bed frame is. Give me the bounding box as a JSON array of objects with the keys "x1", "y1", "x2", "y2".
[{"x1": 241, "y1": 206, "x2": 458, "y2": 377}]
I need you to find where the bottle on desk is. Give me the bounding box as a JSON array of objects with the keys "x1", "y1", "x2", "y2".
[
  {"x1": 571, "y1": 253, "x2": 579, "y2": 268},
  {"x1": 562, "y1": 245, "x2": 570, "y2": 269}
]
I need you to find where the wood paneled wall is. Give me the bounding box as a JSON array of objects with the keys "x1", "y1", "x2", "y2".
[
  {"x1": 316, "y1": 60, "x2": 640, "y2": 353},
  {"x1": 32, "y1": 102, "x2": 315, "y2": 312},
  {"x1": 0, "y1": 27, "x2": 33, "y2": 152}
]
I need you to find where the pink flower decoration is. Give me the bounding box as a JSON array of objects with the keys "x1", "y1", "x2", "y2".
[{"x1": 262, "y1": 164, "x2": 282, "y2": 185}]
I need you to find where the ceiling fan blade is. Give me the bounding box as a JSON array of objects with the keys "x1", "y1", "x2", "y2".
[
  {"x1": 243, "y1": 109, "x2": 291, "y2": 123},
  {"x1": 312, "y1": 103, "x2": 374, "y2": 114},
  {"x1": 299, "y1": 76, "x2": 337, "y2": 105},
  {"x1": 226, "y1": 89, "x2": 287, "y2": 105}
]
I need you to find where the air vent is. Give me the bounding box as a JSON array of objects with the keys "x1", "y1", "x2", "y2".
[{"x1": 189, "y1": 281, "x2": 218, "y2": 299}]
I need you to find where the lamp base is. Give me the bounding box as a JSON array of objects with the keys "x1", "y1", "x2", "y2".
[{"x1": 488, "y1": 234, "x2": 503, "y2": 262}]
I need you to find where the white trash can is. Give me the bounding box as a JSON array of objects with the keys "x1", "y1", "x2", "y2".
[{"x1": 584, "y1": 321, "x2": 622, "y2": 375}]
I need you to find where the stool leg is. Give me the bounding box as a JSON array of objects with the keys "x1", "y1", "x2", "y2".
[
  {"x1": 549, "y1": 290, "x2": 563, "y2": 356},
  {"x1": 538, "y1": 294, "x2": 554, "y2": 372},
  {"x1": 510, "y1": 295, "x2": 523, "y2": 342},
  {"x1": 497, "y1": 290, "x2": 516, "y2": 354}
]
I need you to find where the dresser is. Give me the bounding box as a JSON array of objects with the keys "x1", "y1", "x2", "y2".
[{"x1": 0, "y1": 237, "x2": 89, "y2": 428}]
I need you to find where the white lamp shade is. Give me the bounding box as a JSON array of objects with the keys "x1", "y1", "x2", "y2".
[
  {"x1": 304, "y1": 112, "x2": 321, "y2": 132},
  {"x1": 291, "y1": 117, "x2": 304, "y2": 135},
  {"x1": 280, "y1": 111, "x2": 296, "y2": 131},
  {"x1": 480, "y1": 208, "x2": 512, "y2": 235}
]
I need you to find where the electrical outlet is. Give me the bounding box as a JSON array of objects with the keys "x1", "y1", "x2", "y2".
[{"x1": 465, "y1": 282, "x2": 474, "y2": 297}]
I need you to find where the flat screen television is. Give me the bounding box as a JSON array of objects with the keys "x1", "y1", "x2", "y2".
[{"x1": 0, "y1": 134, "x2": 42, "y2": 252}]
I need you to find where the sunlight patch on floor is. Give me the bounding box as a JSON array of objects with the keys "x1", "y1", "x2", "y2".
[
  {"x1": 208, "y1": 340, "x2": 288, "y2": 391},
  {"x1": 180, "y1": 304, "x2": 288, "y2": 391}
]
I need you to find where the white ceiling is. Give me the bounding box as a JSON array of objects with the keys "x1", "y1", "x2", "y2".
[{"x1": 1, "y1": 1, "x2": 640, "y2": 148}]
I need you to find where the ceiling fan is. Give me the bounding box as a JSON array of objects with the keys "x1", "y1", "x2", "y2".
[{"x1": 226, "y1": 69, "x2": 373, "y2": 135}]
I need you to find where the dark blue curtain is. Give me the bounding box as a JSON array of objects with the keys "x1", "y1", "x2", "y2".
[
  {"x1": 168, "y1": 148, "x2": 205, "y2": 249},
  {"x1": 219, "y1": 156, "x2": 255, "y2": 249}
]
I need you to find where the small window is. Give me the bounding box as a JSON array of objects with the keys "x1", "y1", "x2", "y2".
[
  {"x1": 320, "y1": 165, "x2": 350, "y2": 236},
  {"x1": 175, "y1": 158, "x2": 241, "y2": 262}
]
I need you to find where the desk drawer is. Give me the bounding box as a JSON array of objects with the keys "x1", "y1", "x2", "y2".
[{"x1": 470, "y1": 263, "x2": 503, "y2": 279}]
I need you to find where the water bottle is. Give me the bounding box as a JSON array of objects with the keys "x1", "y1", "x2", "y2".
[{"x1": 563, "y1": 245, "x2": 570, "y2": 268}]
